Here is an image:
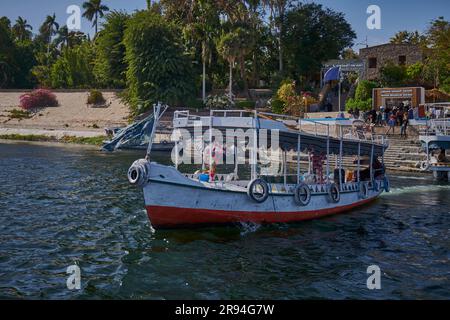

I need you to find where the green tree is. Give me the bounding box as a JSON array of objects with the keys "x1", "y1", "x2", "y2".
[
  {"x1": 341, "y1": 48, "x2": 359, "y2": 60},
  {"x1": 0, "y1": 17, "x2": 14, "y2": 88},
  {"x1": 54, "y1": 26, "x2": 86, "y2": 49},
  {"x1": 217, "y1": 31, "x2": 241, "y2": 98},
  {"x1": 390, "y1": 30, "x2": 426, "y2": 45},
  {"x1": 124, "y1": 10, "x2": 197, "y2": 113},
  {"x1": 180, "y1": 0, "x2": 220, "y2": 102},
  {"x1": 82, "y1": 0, "x2": 110, "y2": 35},
  {"x1": 262, "y1": 0, "x2": 290, "y2": 73},
  {"x1": 282, "y1": 3, "x2": 356, "y2": 84},
  {"x1": 39, "y1": 14, "x2": 60, "y2": 57},
  {"x1": 380, "y1": 61, "x2": 407, "y2": 87},
  {"x1": 346, "y1": 80, "x2": 378, "y2": 111},
  {"x1": 94, "y1": 11, "x2": 129, "y2": 88},
  {"x1": 50, "y1": 42, "x2": 96, "y2": 88},
  {"x1": 12, "y1": 17, "x2": 33, "y2": 42},
  {"x1": 424, "y1": 17, "x2": 449, "y2": 91}
]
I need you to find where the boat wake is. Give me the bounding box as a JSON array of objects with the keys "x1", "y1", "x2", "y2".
[
  {"x1": 382, "y1": 184, "x2": 450, "y2": 196},
  {"x1": 239, "y1": 222, "x2": 261, "y2": 236}
]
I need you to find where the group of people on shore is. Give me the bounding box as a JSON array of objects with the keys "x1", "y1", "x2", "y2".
[{"x1": 348, "y1": 103, "x2": 416, "y2": 138}]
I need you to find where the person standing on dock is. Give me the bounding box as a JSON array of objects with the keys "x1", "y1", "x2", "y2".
[
  {"x1": 400, "y1": 113, "x2": 409, "y2": 138},
  {"x1": 386, "y1": 115, "x2": 396, "y2": 135}
]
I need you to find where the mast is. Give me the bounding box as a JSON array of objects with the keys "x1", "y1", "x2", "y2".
[{"x1": 146, "y1": 103, "x2": 167, "y2": 160}]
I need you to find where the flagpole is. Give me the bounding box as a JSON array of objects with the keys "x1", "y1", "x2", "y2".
[
  {"x1": 338, "y1": 67, "x2": 342, "y2": 113},
  {"x1": 338, "y1": 79, "x2": 341, "y2": 112}
]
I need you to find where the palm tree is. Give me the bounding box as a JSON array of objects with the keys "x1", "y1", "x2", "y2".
[
  {"x1": 40, "y1": 14, "x2": 60, "y2": 56},
  {"x1": 55, "y1": 26, "x2": 86, "y2": 49},
  {"x1": 217, "y1": 32, "x2": 241, "y2": 98},
  {"x1": 12, "y1": 17, "x2": 33, "y2": 42},
  {"x1": 55, "y1": 26, "x2": 70, "y2": 48},
  {"x1": 82, "y1": 0, "x2": 109, "y2": 35}
]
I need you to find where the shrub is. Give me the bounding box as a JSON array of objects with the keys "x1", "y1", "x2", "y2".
[
  {"x1": 345, "y1": 98, "x2": 373, "y2": 111},
  {"x1": 205, "y1": 95, "x2": 235, "y2": 110},
  {"x1": 268, "y1": 98, "x2": 285, "y2": 114},
  {"x1": 19, "y1": 89, "x2": 58, "y2": 111},
  {"x1": 87, "y1": 90, "x2": 106, "y2": 105},
  {"x1": 277, "y1": 81, "x2": 297, "y2": 104},
  {"x1": 236, "y1": 100, "x2": 256, "y2": 109}
]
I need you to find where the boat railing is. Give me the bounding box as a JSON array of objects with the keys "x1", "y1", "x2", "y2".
[{"x1": 421, "y1": 118, "x2": 450, "y2": 136}]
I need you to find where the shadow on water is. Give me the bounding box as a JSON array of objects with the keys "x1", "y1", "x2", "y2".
[{"x1": 0, "y1": 142, "x2": 449, "y2": 300}]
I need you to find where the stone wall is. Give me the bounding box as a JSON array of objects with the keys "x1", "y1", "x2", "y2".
[{"x1": 359, "y1": 44, "x2": 423, "y2": 80}]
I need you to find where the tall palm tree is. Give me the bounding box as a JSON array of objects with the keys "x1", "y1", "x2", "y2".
[
  {"x1": 12, "y1": 17, "x2": 33, "y2": 42},
  {"x1": 54, "y1": 26, "x2": 86, "y2": 49},
  {"x1": 82, "y1": 0, "x2": 109, "y2": 35},
  {"x1": 40, "y1": 14, "x2": 60, "y2": 56}
]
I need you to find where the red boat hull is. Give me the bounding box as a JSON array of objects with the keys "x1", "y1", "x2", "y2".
[{"x1": 146, "y1": 197, "x2": 376, "y2": 228}]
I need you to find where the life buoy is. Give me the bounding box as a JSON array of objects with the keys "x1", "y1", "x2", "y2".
[
  {"x1": 128, "y1": 159, "x2": 150, "y2": 188},
  {"x1": 383, "y1": 176, "x2": 390, "y2": 193},
  {"x1": 247, "y1": 179, "x2": 269, "y2": 203},
  {"x1": 359, "y1": 182, "x2": 369, "y2": 199},
  {"x1": 420, "y1": 161, "x2": 430, "y2": 171},
  {"x1": 327, "y1": 183, "x2": 340, "y2": 203},
  {"x1": 294, "y1": 183, "x2": 311, "y2": 206}
]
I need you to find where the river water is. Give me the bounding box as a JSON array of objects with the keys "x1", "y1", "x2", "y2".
[{"x1": 0, "y1": 141, "x2": 448, "y2": 299}]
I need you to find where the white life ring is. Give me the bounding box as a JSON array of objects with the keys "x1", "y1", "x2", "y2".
[
  {"x1": 294, "y1": 183, "x2": 311, "y2": 206},
  {"x1": 359, "y1": 182, "x2": 369, "y2": 199},
  {"x1": 327, "y1": 183, "x2": 340, "y2": 203},
  {"x1": 128, "y1": 159, "x2": 150, "y2": 188},
  {"x1": 420, "y1": 161, "x2": 430, "y2": 171},
  {"x1": 247, "y1": 179, "x2": 269, "y2": 203},
  {"x1": 383, "y1": 176, "x2": 390, "y2": 193}
]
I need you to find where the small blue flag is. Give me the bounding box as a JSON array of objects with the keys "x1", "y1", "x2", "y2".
[{"x1": 324, "y1": 66, "x2": 341, "y2": 82}]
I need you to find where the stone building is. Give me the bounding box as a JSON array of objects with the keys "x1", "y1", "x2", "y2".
[{"x1": 359, "y1": 43, "x2": 424, "y2": 80}]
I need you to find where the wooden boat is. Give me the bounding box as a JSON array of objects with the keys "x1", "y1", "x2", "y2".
[{"x1": 128, "y1": 104, "x2": 390, "y2": 229}]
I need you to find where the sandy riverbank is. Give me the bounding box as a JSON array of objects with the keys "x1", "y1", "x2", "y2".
[{"x1": 0, "y1": 91, "x2": 130, "y2": 135}]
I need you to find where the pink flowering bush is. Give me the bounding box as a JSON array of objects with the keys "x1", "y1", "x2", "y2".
[{"x1": 19, "y1": 89, "x2": 59, "y2": 111}]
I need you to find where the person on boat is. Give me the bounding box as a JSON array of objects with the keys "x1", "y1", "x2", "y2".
[
  {"x1": 358, "y1": 157, "x2": 384, "y2": 181},
  {"x1": 310, "y1": 150, "x2": 326, "y2": 184},
  {"x1": 437, "y1": 149, "x2": 447, "y2": 163}
]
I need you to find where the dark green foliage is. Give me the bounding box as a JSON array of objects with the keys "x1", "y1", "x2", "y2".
[
  {"x1": 345, "y1": 80, "x2": 378, "y2": 111},
  {"x1": 94, "y1": 11, "x2": 129, "y2": 88},
  {"x1": 236, "y1": 100, "x2": 256, "y2": 109},
  {"x1": 124, "y1": 11, "x2": 197, "y2": 113},
  {"x1": 282, "y1": 3, "x2": 356, "y2": 81},
  {"x1": 50, "y1": 42, "x2": 96, "y2": 88},
  {"x1": 270, "y1": 99, "x2": 285, "y2": 114}
]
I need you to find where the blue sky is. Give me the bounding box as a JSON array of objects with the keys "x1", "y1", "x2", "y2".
[{"x1": 1, "y1": 0, "x2": 448, "y2": 51}]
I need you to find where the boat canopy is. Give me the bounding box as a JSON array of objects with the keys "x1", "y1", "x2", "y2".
[{"x1": 174, "y1": 110, "x2": 388, "y2": 157}]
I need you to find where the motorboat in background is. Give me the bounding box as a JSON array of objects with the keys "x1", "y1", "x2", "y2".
[
  {"x1": 419, "y1": 109, "x2": 450, "y2": 181},
  {"x1": 102, "y1": 112, "x2": 173, "y2": 152}
]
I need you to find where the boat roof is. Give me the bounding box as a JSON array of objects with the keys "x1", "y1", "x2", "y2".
[{"x1": 174, "y1": 110, "x2": 388, "y2": 157}]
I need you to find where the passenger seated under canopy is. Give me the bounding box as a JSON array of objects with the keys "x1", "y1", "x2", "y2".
[{"x1": 354, "y1": 156, "x2": 385, "y2": 182}]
